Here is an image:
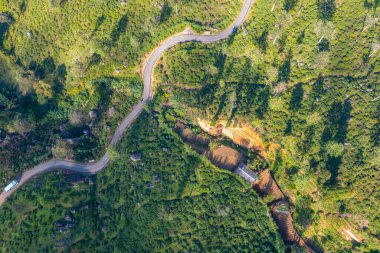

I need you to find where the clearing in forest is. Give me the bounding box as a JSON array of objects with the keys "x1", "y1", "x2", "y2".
[
  {"x1": 252, "y1": 169, "x2": 284, "y2": 202},
  {"x1": 197, "y1": 119, "x2": 267, "y2": 157},
  {"x1": 205, "y1": 146, "x2": 243, "y2": 170}
]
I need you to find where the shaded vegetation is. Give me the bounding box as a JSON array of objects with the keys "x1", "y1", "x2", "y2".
[{"x1": 0, "y1": 112, "x2": 285, "y2": 252}]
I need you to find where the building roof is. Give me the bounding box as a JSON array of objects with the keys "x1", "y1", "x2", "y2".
[
  {"x1": 235, "y1": 163, "x2": 258, "y2": 184},
  {"x1": 130, "y1": 153, "x2": 141, "y2": 162}
]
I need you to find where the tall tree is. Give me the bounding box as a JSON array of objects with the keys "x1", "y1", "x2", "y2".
[{"x1": 317, "y1": 0, "x2": 336, "y2": 21}]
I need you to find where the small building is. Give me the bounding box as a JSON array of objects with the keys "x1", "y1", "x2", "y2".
[
  {"x1": 55, "y1": 221, "x2": 64, "y2": 227},
  {"x1": 152, "y1": 174, "x2": 160, "y2": 183},
  {"x1": 235, "y1": 163, "x2": 258, "y2": 184},
  {"x1": 64, "y1": 214, "x2": 72, "y2": 222},
  {"x1": 60, "y1": 227, "x2": 68, "y2": 233},
  {"x1": 130, "y1": 153, "x2": 141, "y2": 162},
  {"x1": 146, "y1": 182, "x2": 154, "y2": 189}
]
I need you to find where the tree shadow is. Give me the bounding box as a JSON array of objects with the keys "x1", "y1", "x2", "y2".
[
  {"x1": 289, "y1": 83, "x2": 304, "y2": 111},
  {"x1": 31, "y1": 57, "x2": 56, "y2": 79},
  {"x1": 91, "y1": 16, "x2": 106, "y2": 38},
  {"x1": 310, "y1": 75, "x2": 325, "y2": 110},
  {"x1": 326, "y1": 99, "x2": 352, "y2": 143},
  {"x1": 198, "y1": 51, "x2": 227, "y2": 118},
  {"x1": 285, "y1": 119, "x2": 292, "y2": 135},
  {"x1": 284, "y1": 0, "x2": 299, "y2": 11},
  {"x1": 0, "y1": 12, "x2": 14, "y2": 49},
  {"x1": 111, "y1": 14, "x2": 128, "y2": 44},
  {"x1": 229, "y1": 82, "x2": 270, "y2": 124},
  {"x1": 160, "y1": 1, "x2": 173, "y2": 23},
  {"x1": 322, "y1": 99, "x2": 352, "y2": 185},
  {"x1": 256, "y1": 30, "x2": 268, "y2": 53},
  {"x1": 227, "y1": 57, "x2": 263, "y2": 124},
  {"x1": 227, "y1": 26, "x2": 238, "y2": 45},
  {"x1": 371, "y1": 102, "x2": 380, "y2": 146},
  {"x1": 212, "y1": 92, "x2": 227, "y2": 122},
  {"x1": 215, "y1": 52, "x2": 226, "y2": 83},
  {"x1": 56, "y1": 64, "x2": 67, "y2": 83},
  {"x1": 278, "y1": 51, "x2": 292, "y2": 83},
  {"x1": 93, "y1": 77, "x2": 115, "y2": 115},
  {"x1": 324, "y1": 156, "x2": 342, "y2": 186}
]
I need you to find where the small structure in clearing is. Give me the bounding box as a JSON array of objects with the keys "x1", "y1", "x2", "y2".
[
  {"x1": 235, "y1": 163, "x2": 258, "y2": 185},
  {"x1": 197, "y1": 119, "x2": 267, "y2": 157},
  {"x1": 130, "y1": 153, "x2": 141, "y2": 162}
]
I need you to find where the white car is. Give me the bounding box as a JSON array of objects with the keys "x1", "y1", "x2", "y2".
[{"x1": 4, "y1": 180, "x2": 19, "y2": 192}]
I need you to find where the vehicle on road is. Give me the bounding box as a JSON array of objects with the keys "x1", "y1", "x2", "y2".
[{"x1": 4, "y1": 180, "x2": 19, "y2": 192}]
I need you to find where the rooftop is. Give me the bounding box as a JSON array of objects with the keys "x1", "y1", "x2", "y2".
[
  {"x1": 235, "y1": 163, "x2": 258, "y2": 184},
  {"x1": 130, "y1": 153, "x2": 141, "y2": 162}
]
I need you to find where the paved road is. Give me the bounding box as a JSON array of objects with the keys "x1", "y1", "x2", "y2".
[{"x1": 0, "y1": 0, "x2": 254, "y2": 206}]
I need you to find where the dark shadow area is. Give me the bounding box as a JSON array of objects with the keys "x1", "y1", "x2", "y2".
[
  {"x1": 321, "y1": 99, "x2": 352, "y2": 185},
  {"x1": 19, "y1": 0, "x2": 28, "y2": 13},
  {"x1": 30, "y1": 57, "x2": 56, "y2": 79},
  {"x1": 212, "y1": 92, "x2": 227, "y2": 121},
  {"x1": 301, "y1": 126, "x2": 315, "y2": 153},
  {"x1": 278, "y1": 51, "x2": 292, "y2": 83},
  {"x1": 324, "y1": 156, "x2": 342, "y2": 186},
  {"x1": 227, "y1": 57, "x2": 269, "y2": 124},
  {"x1": 310, "y1": 75, "x2": 325, "y2": 109},
  {"x1": 91, "y1": 16, "x2": 105, "y2": 38},
  {"x1": 227, "y1": 26, "x2": 238, "y2": 45},
  {"x1": 215, "y1": 51, "x2": 226, "y2": 83},
  {"x1": 88, "y1": 53, "x2": 102, "y2": 68},
  {"x1": 111, "y1": 14, "x2": 128, "y2": 43},
  {"x1": 284, "y1": 119, "x2": 292, "y2": 135},
  {"x1": 371, "y1": 102, "x2": 380, "y2": 146},
  {"x1": 317, "y1": 0, "x2": 336, "y2": 21},
  {"x1": 289, "y1": 83, "x2": 304, "y2": 111},
  {"x1": 256, "y1": 30, "x2": 268, "y2": 53},
  {"x1": 0, "y1": 12, "x2": 14, "y2": 49},
  {"x1": 283, "y1": 0, "x2": 299, "y2": 11},
  {"x1": 325, "y1": 99, "x2": 352, "y2": 143},
  {"x1": 228, "y1": 57, "x2": 255, "y2": 124},
  {"x1": 93, "y1": 77, "x2": 114, "y2": 116},
  {"x1": 318, "y1": 38, "x2": 330, "y2": 52},
  {"x1": 296, "y1": 29, "x2": 305, "y2": 44},
  {"x1": 57, "y1": 64, "x2": 67, "y2": 83},
  {"x1": 160, "y1": 2, "x2": 173, "y2": 23}
]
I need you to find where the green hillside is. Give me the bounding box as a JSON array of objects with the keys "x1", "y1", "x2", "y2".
[
  {"x1": 0, "y1": 112, "x2": 285, "y2": 252},
  {"x1": 155, "y1": 0, "x2": 380, "y2": 251}
]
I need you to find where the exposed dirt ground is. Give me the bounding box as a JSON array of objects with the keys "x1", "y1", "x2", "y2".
[
  {"x1": 271, "y1": 201, "x2": 314, "y2": 252},
  {"x1": 205, "y1": 146, "x2": 243, "y2": 170},
  {"x1": 252, "y1": 169, "x2": 284, "y2": 201},
  {"x1": 174, "y1": 122, "x2": 209, "y2": 146},
  {"x1": 197, "y1": 119, "x2": 267, "y2": 157}
]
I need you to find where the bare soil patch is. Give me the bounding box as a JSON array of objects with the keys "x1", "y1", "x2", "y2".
[
  {"x1": 174, "y1": 122, "x2": 209, "y2": 146},
  {"x1": 271, "y1": 201, "x2": 313, "y2": 252},
  {"x1": 252, "y1": 169, "x2": 284, "y2": 202},
  {"x1": 197, "y1": 119, "x2": 267, "y2": 157},
  {"x1": 205, "y1": 146, "x2": 243, "y2": 170}
]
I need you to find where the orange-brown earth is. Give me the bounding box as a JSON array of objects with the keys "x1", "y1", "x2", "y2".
[
  {"x1": 197, "y1": 119, "x2": 283, "y2": 158},
  {"x1": 252, "y1": 169, "x2": 285, "y2": 202},
  {"x1": 205, "y1": 146, "x2": 243, "y2": 170}
]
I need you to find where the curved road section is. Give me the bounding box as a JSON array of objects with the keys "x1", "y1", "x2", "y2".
[{"x1": 0, "y1": 0, "x2": 254, "y2": 206}]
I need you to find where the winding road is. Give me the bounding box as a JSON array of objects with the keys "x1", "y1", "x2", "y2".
[{"x1": 0, "y1": 0, "x2": 254, "y2": 206}]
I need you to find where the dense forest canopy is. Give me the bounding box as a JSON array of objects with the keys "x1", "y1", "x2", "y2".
[
  {"x1": 154, "y1": 0, "x2": 380, "y2": 251},
  {"x1": 0, "y1": 113, "x2": 285, "y2": 252}
]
